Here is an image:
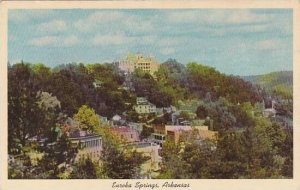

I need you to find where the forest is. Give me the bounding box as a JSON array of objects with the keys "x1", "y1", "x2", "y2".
[{"x1": 8, "y1": 59, "x2": 293, "y2": 179}]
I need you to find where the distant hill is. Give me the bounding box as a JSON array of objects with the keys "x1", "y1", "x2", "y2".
[{"x1": 242, "y1": 71, "x2": 293, "y2": 99}]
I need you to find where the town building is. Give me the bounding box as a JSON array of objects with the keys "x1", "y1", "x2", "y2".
[
  {"x1": 151, "y1": 133, "x2": 166, "y2": 147},
  {"x1": 165, "y1": 125, "x2": 193, "y2": 144},
  {"x1": 151, "y1": 125, "x2": 192, "y2": 145},
  {"x1": 110, "y1": 126, "x2": 140, "y2": 143},
  {"x1": 156, "y1": 105, "x2": 176, "y2": 115},
  {"x1": 193, "y1": 126, "x2": 218, "y2": 142},
  {"x1": 137, "y1": 97, "x2": 148, "y2": 104},
  {"x1": 126, "y1": 142, "x2": 162, "y2": 179},
  {"x1": 134, "y1": 103, "x2": 157, "y2": 114},
  {"x1": 69, "y1": 130, "x2": 103, "y2": 162},
  {"x1": 151, "y1": 125, "x2": 217, "y2": 146},
  {"x1": 151, "y1": 125, "x2": 166, "y2": 147},
  {"x1": 111, "y1": 114, "x2": 126, "y2": 126},
  {"x1": 128, "y1": 122, "x2": 144, "y2": 134},
  {"x1": 118, "y1": 53, "x2": 159, "y2": 76},
  {"x1": 133, "y1": 97, "x2": 157, "y2": 114}
]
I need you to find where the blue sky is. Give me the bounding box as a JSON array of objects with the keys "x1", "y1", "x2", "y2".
[{"x1": 8, "y1": 9, "x2": 292, "y2": 76}]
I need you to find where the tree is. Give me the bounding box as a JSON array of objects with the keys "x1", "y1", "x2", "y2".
[
  {"x1": 213, "y1": 131, "x2": 248, "y2": 178},
  {"x1": 101, "y1": 146, "x2": 148, "y2": 178},
  {"x1": 196, "y1": 105, "x2": 208, "y2": 119},
  {"x1": 36, "y1": 91, "x2": 61, "y2": 138},
  {"x1": 185, "y1": 62, "x2": 261, "y2": 104},
  {"x1": 70, "y1": 158, "x2": 101, "y2": 179},
  {"x1": 158, "y1": 138, "x2": 188, "y2": 179},
  {"x1": 179, "y1": 111, "x2": 192, "y2": 121},
  {"x1": 30, "y1": 63, "x2": 51, "y2": 88},
  {"x1": 45, "y1": 69, "x2": 86, "y2": 115},
  {"x1": 126, "y1": 110, "x2": 139, "y2": 122},
  {"x1": 94, "y1": 127, "x2": 148, "y2": 178},
  {"x1": 74, "y1": 105, "x2": 101, "y2": 132},
  {"x1": 8, "y1": 63, "x2": 41, "y2": 152},
  {"x1": 34, "y1": 133, "x2": 78, "y2": 179},
  {"x1": 9, "y1": 131, "x2": 79, "y2": 179},
  {"x1": 140, "y1": 125, "x2": 154, "y2": 139}
]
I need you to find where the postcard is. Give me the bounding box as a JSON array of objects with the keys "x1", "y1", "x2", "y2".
[{"x1": 0, "y1": 1, "x2": 299, "y2": 190}]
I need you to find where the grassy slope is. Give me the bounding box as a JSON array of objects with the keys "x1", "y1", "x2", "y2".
[{"x1": 242, "y1": 71, "x2": 293, "y2": 99}]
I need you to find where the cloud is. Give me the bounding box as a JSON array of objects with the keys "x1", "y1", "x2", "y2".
[
  {"x1": 29, "y1": 36, "x2": 58, "y2": 46},
  {"x1": 74, "y1": 11, "x2": 125, "y2": 32},
  {"x1": 63, "y1": 35, "x2": 80, "y2": 46},
  {"x1": 210, "y1": 24, "x2": 270, "y2": 37},
  {"x1": 215, "y1": 10, "x2": 271, "y2": 25},
  {"x1": 158, "y1": 38, "x2": 181, "y2": 47},
  {"x1": 166, "y1": 10, "x2": 272, "y2": 25},
  {"x1": 161, "y1": 10, "x2": 285, "y2": 38},
  {"x1": 29, "y1": 35, "x2": 80, "y2": 47},
  {"x1": 74, "y1": 11, "x2": 160, "y2": 35},
  {"x1": 234, "y1": 39, "x2": 284, "y2": 53},
  {"x1": 92, "y1": 33, "x2": 132, "y2": 46},
  {"x1": 126, "y1": 20, "x2": 153, "y2": 34},
  {"x1": 136, "y1": 35, "x2": 158, "y2": 46},
  {"x1": 37, "y1": 19, "x2": 67, "y2": 33}
]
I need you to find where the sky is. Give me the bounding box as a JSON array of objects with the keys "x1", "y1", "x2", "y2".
[{"x1": 8, "y1": 9, "x2": 292, "y2": 76}]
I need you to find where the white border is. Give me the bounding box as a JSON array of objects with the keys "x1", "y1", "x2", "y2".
[{"x1": 0, "y1": 1, "x2": 299, "y2": 190}]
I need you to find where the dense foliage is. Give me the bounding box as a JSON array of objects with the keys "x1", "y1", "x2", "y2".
[{"x1": 8, "y1": 59, "x2": 293, "y2": 179}]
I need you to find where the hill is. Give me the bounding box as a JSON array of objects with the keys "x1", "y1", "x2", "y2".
[{"x1": 242, "y1": 71, "x2": 293, "y2": 99}]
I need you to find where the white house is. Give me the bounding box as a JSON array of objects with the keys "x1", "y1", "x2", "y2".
[{"x1": 133, "y1": 97, "x2": 157, "y2": 114}]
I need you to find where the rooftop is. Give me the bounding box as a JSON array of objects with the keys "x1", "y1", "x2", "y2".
[
  {"x1": 110, "y1": 126, "x2": 138, "y2": 133},
  {"x1": 126, "y1": 142, "x2": 159, "y2": 149},
  {"x1": 165, "y1": 125, "x2": 192, "y2": 132},
  {"x1": 69, "y1": 129, "x2": 101, "y2": 140}
]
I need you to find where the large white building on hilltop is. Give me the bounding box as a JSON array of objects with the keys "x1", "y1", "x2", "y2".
[{"x1": 117, "y1": 53, "x2": 159, "y2": 75}]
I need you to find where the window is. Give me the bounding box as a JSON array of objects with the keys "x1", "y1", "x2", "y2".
[{"x1": 131, "y1": 134, "x2": 133, "y2": 139}]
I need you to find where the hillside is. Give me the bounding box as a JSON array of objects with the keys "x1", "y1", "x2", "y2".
[
  {"x1": 8, "y1": 60, "x2": 293, "y2": 179},
  {"x1": 242, "y1": 71, "x2": 293, "y2": 99}
]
